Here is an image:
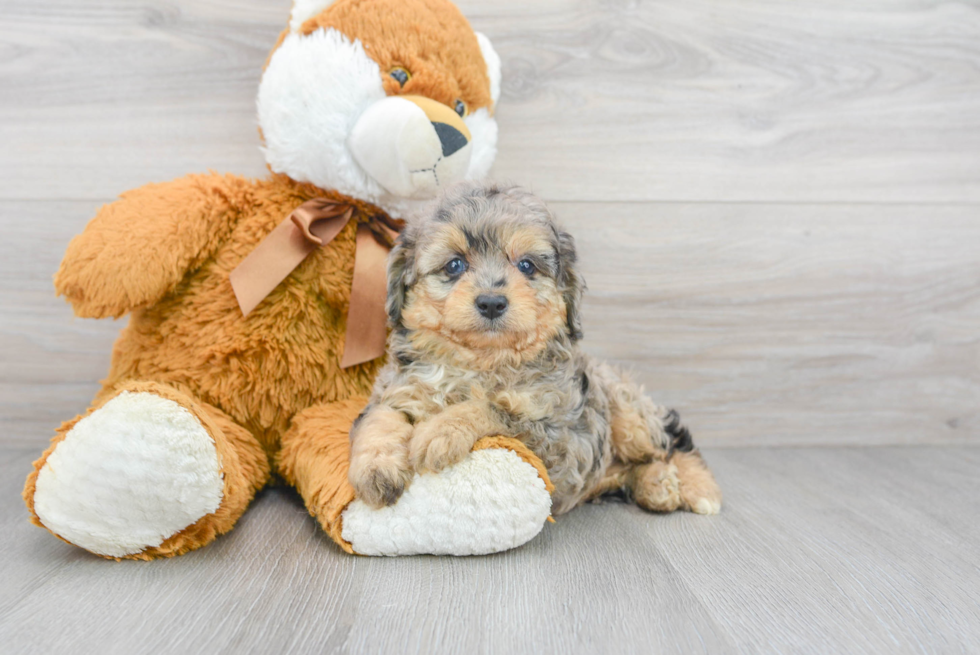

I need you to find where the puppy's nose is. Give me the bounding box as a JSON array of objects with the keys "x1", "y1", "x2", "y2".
[{"x1": 475, "y1": 294, "x2": 508, "y2": 320}]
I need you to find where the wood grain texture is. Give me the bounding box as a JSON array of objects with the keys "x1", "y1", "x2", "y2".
[
  {"x1": 0, "y1": 0, "x2": 282, "y2": 202},
  {"x1": 474, "y1": 0, "x2": 980, "y2": 202},
  {"x1": 4, "y1": 200, "x2": 976, "y2": 448},
  {"x1": 1, "y1": 0, "x2": 979, "y2": 202},
  {"x1": 2, "y1": 445, "x2": 979, "y2": 653},
  {"x1": 560, "y1": 201, "x2": 980, "y2": 447}
]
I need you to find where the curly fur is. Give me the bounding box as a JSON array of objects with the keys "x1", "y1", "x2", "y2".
[{"x1": 349, "y1": 181, "x2": 722, "y2": 515}]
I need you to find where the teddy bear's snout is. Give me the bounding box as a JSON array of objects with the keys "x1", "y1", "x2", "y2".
[
  {"x1": 433, "y1": 121, "x2": 468, "y2": 157},
  {"x1": 348, "y1": 94, "x2": 473, "y2": 199}
]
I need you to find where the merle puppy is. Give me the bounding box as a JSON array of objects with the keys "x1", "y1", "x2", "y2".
[{"x1": 348, "y1": 181, "x2": 721, "y2": 516}]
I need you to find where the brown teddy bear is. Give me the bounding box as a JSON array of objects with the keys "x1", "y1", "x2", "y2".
[{"x1": 23, "y1": 0, "x2": 556, "y2": 559}]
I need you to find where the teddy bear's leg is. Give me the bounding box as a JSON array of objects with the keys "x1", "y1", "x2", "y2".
[
  {"x1": 24, "y1": 380, "x2": 270, "y2": 560},
  {"x1": 277, "y1": 398, "x2": 368, "y2": 551},
  {"x1": 278, "y1": 398, "x2": 556, "y2": 556}
]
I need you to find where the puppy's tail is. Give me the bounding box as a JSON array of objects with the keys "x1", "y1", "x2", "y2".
[{"x1": 663, "y1": 409, "x2": 695, "y2": 455}]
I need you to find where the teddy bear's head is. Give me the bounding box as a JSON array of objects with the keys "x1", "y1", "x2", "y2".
[{"x1": 258, "y1": 0, "x2": 501, "y2": 218}]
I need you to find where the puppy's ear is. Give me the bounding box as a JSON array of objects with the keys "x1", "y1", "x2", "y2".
[
  {"x1": 386, "y1": 231, "x2": 416, "y2": 328},
  {"x1": 556, "y1": 229, "x2": 585, "y2": 341}
]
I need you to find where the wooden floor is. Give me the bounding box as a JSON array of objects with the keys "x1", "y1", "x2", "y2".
[
  {"x1": 2, "y1": 445, "x2": 978, "y2": 653},
  {"x1": 2, "y1": 0, "x2": 979, "y2": 653}
]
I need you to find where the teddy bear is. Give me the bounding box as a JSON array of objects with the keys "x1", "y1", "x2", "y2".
[{"x1": 23, "y1": 0, "x2": 554, "y2": 559}]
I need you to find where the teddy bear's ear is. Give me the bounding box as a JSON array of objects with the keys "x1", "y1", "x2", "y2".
[
  {"x1": 289, "y1": 0, "x2": 335, "y2": 32},
  {"x1": 475, "y1": 32, "x2": 501, "y2": 107}
]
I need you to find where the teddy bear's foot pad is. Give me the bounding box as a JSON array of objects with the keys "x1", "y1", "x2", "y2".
[
  {"x1": 341, "y1": 447, "x2": 552, "y2": 556},
  {"x1": 32, "y1": 391, "x2": 224, "y2": 558}
]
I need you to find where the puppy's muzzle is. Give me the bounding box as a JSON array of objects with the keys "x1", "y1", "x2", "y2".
[{"x1": 475, "y1": 294, "x2": 508, "y2": 320}]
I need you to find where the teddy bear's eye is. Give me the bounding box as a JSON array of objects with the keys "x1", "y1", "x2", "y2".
[
  {"x1": 390, "y1": 67, "x2": 410, "y2": 87},
  {"x1": 454, "y1": 99, "x2": 467, "y2": 117},
  {"x1": 516, "y1": 259, "x2": 536, "y2": 276},
  {"x1": 444, "y1": 257, "x2": 468, "y2": 277}
]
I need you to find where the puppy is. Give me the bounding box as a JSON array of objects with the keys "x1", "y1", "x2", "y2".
[{"x1": 348, "y1": 181, "x2": 722, "y2": 516}]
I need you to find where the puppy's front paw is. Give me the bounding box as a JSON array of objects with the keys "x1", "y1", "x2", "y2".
[
  {"x1": 349, "y1": 456, "x2": 413, "y2": 509},
  {"x1": 348, "y1": 410, "x2": 415, "y2": 509},
  {"x1": 409, "y1": 415, "x2": 480, "y2": 474}
]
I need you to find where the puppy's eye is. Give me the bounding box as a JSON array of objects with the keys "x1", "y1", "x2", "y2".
[
  {"x1": 516, "y1": 259, "x2": 536, "y2": 276},
  {"x1": 444, "y1": 257, "x2": 468, "y2": 277},
  {"x1": 454, "y1": 99, "x2": 467, "y2": 117},
  {"x1": 390, "y1": 67, "x2": 411, "y2": 87}
]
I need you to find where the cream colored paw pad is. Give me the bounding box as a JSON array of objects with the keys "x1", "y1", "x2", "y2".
[
  {"x1": 341, "y1": 448, "x2": 552, "y2": 556},
  {"x1": 33, "y1": 391, "x2": 223, "y2": 557}
]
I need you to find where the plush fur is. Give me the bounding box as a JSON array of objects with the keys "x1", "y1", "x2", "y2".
[
  {"x1": 289, "y1": 0, "x2": 494, "y2": 110},
  {"x1": 276, "y1": 398, "x2": 556, "y2": 556},
  {"x1": 290, "y1": 0, "x2": 336, "y2": 32},
  {"x1": 261, "y1": 0, "x2": 500, "y2": 218},
  {"x1": 32, "y1": 391, "x2": 224, "y2": 558},
  {"x1": 25, "y1": 380, "x2": 270, "y2": 560},
  {"x1": 349, "y1": 182, "x2": 723, "y2": 515},
  {"x1": 341, "y1": 441, "x2": 553, "y2": 556},
  {"x1": 52, "y1": 174, "x2": 385, "y2": 454},
  {"x1": 24, "y1": 0, "x2": 511, "y2": 560},
  {"x1": 258, "y1": 29, "x2": 388, "y2": 209}
]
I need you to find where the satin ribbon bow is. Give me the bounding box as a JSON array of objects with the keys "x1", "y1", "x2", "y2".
[{"x1": 228, "y1": 198, "x2": 399, "y2": 368}]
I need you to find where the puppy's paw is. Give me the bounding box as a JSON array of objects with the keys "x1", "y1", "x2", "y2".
[
  {"x1": 690, "y1": 495, "x2": 722, "y2": 516},
  {"x1": 672, "y1": 450, "x2": 722, "y2": 515},
  {"x1": 409, "y1": 415, "x2": 480, "y2": 474},
  {"x1": 348, "y1": 410, "x2": 414, "y2": 509},
  {"x1": 631, "y1": 461, "x2": 682, "y2": 513},
  {"x1": 349, "y1": 454, "x2": 413, "y2": 509}
]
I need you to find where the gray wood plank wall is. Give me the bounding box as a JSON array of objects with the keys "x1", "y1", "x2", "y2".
[{"x1": 2, "y1": 0, "x2": 978, "y2": 448}]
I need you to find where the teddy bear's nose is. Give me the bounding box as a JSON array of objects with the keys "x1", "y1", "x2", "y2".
[
  {"x1": 475, "y1": 294, "x2": 508, "y2": 320},
  {"x1": 432, "y1": 122, "x2": 468, "y2": 157}
]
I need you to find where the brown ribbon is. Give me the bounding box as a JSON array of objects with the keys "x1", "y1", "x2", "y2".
[{"x1": 229, "y1": 198, "x2": 398, "y2": 369}]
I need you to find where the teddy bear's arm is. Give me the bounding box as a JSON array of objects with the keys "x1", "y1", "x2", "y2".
[{"x1": 55, "y1": 173, "x2": 250, "y2": 318}]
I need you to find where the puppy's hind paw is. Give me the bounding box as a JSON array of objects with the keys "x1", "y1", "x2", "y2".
[
  {"x1": 672, "y1": 450, "x2": 722, "y2": 515},
  {"x1": 691, "y1": 496, "x2": 722, "y2": 515},
  {"x1": 631, "y1": 461, "x2": 682, "y2": 513}
]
